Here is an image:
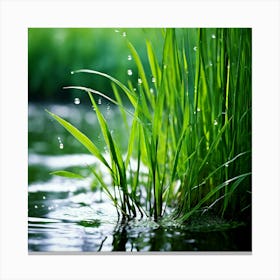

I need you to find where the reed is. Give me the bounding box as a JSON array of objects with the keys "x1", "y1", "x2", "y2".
[{"x1": 47, "y1": 28, "x2": 251, "y2": 223}]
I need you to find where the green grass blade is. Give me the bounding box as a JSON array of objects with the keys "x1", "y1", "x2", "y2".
[
  {"x1": 111, "y1": 82, "x2": 129, "y2": 130},
  {"x1": 50, "y1": 170, "x2": 84, "y2": 179},
  {"x1": 70, "y1": 69, "x2": 137, "y2": 107},
  {"x1": 128, "y1": 42, "x2": 155, "y2": 108},
  {"x1": 179, "y1": 172, "x2": 251, "y2": 222},
  {"x1": 45, "y1": 109, "x2": 111, "y2": 171},
  {"x1": 146, "y1": 39, "x2": 162, "y2": 89},
  {"x1": 87, "y1": 92, "x2": 125, "y2": 177}
]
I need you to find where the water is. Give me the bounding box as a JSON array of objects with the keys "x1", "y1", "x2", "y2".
[
  {"x1": 28, "y1": 103, "x2": 251, "y2": 252},
  {"x1": 74, "y1": 97, "x2": 80, "y2": 105}
]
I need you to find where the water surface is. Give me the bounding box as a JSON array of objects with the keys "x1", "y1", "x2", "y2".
[{"x1": 28, "y1": 103, "x2": 251, "y2": 252}]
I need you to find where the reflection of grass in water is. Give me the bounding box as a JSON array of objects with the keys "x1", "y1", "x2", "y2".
[{"x1": 47, "y1": 28, "x2": 251, "y2": 225}]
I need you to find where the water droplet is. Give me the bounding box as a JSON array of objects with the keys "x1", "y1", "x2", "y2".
[
  {"x1": 70, "y1": 71, "x2": 74, "y2": 75},
  {"x1": 74, "y1": 97, "x2": 80, "y2": 105},
  {"x1": 114, "y1": 29, "x2": 119, "y2": 33},
  {"x1": 57, "y1": 136, "x2": 64, "y2": 149},
  {"x1": 41, "y1": 205, "x2": 45, "y2": 208},
  {"x1": 48, "y1": 206, "x2": 53, "y2": 210},
  {"x1": 138, "y1": 78, "x2": 142, "y2": 85},
  {"x1": 98, "y1": 98, "x2": 102, "y2": 105},
  {"x1": 186, "y1": 239, "x2": 196, "y2": 244},
  {"x1": 122, "y1": 32, "x2": 126, "y2": 37},
  {"x1": 197, "y1": 108, "x2": 201, "y2": 112},
  {"x1": 209, "y1": 61, "x2": 213, "y2": 67},
  {"x1": 163, "y1": 64, "x2": 167, "y2": 69},
  {"x1": 211, "y1": 34, "x2": 216, "y2": 39},
  {"x1": 193, "y1": 46, "x2": 198, "y2": 51},
  {"x1": 127, "y1": 69, "x2": 133, "y2": 76},
  {"x1": 106, "y1": 104, "x2": 110, "y2": 111},
  {"x1": 150, "y1": 88, "x2": 154, "y2": 94},
  {"x1": 34, "y1": 205, "x2": 38, "y2": 209},
  {"x1": 42, "y1": 196, "x2": 46, "y2": 200},
  {"x1": 127, "y1": 55, "x2": 132, "y2": 61},
  {"x1": 133, "y1": 88, "x2": 136, "y2": 91},
  {"x1": 225, "y1": 163, "x2": 229, "y2": 168},
  {"x1": 151, "y1": 77, "x2": 156, "y2": 83},
  {"x1": 214, "y1": 120, "x2": 218, "y2": 126}
]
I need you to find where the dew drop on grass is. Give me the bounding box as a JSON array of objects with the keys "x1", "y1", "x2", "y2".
[
  {"x1": 150, "y1": 88, "x2": 154, "y2": 94},
  {"x1": 127, "y1": 55, "x2": 132, "y2": 61},
  {"x1": 214, "y1": 120, "x2": 218, "y2": 126},
  {"x1": 225, "y1": 163, "x2": 229, "y2": 168},
  {"x1": 34, "y1": 205, "x2": 38, "y2": 209},
  {"x1": 74, "y1": 97, "x2": 80, "y2": 105},
  {"x1": 98, "y1": 98, "x2": 102, "y2": 105},
  {"x1": 197, "y1": 108, "x2": 201, "y2": 112},
  {"x1": 151, "y1": 77, "x2": 156, "y2": 83},
  {"x1": 193, "y1": 46, "x2": 198, "y2": 51},
  {"x1": 211, "y1": 34, "x2": 216, "y2": 39},
  {"x1": 42, "y1": 196, "x2": 46, "y2": 200},
  {"x1": 114, "y1": 29, "x2": 120, "y2": 33},
  {"x1": 138, "y1": 78, "x2": 142, "y2": 85},
  {"x1": 133, "y1": 88, "x2": 136, "y2": 91},
  {"x1": 122, "y1": 32, "x2": 127, "y2": 37},
  {"x1": 127, "y1": 69, "x2": 133, "y2": 76}
]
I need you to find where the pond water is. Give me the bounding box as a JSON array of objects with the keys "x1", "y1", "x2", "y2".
[{"x1": 28, "y1": 103, "x2": 251, "y2": 252}]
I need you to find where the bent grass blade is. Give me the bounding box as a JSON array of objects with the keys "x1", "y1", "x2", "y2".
[
  {"x1": 45, "y1": 109, "x2": 111, "y2": 172},
  {"x1": 50, "y1": 170, "x2": 85, "y2": 179}
]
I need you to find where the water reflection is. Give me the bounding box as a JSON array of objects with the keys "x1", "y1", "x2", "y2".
[
  {"x1": 28, "y1": 103, "x2": 251, "y2": 253},
  {"x1": 29, "y1": 188, "x2": 251, "y2": 252}
]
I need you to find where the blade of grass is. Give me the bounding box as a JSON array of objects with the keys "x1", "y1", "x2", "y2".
[
  {"x1": 50, "y1": 170, "x2": 85, "y2": 179},
  {"x1": 45, "y1": 109, "x2": 111, "y2": 171}
]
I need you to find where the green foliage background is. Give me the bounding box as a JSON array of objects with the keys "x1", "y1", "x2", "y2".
[{"x1": 28, "y1": 28, "x2": 167, "y2": 103}]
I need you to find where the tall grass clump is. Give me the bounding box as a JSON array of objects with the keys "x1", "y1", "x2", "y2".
[{"x1": 47, "y1": 28, "x2": 251, "y2": 224}]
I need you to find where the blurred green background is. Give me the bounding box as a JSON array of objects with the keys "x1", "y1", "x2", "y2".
[{"x1": 28, "y1": 28, "x2": 167, "y2": 104}]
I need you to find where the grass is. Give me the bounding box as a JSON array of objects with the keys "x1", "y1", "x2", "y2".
[{"x1": 47, "y1": 28, "x2": 252, "y2": 224}]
